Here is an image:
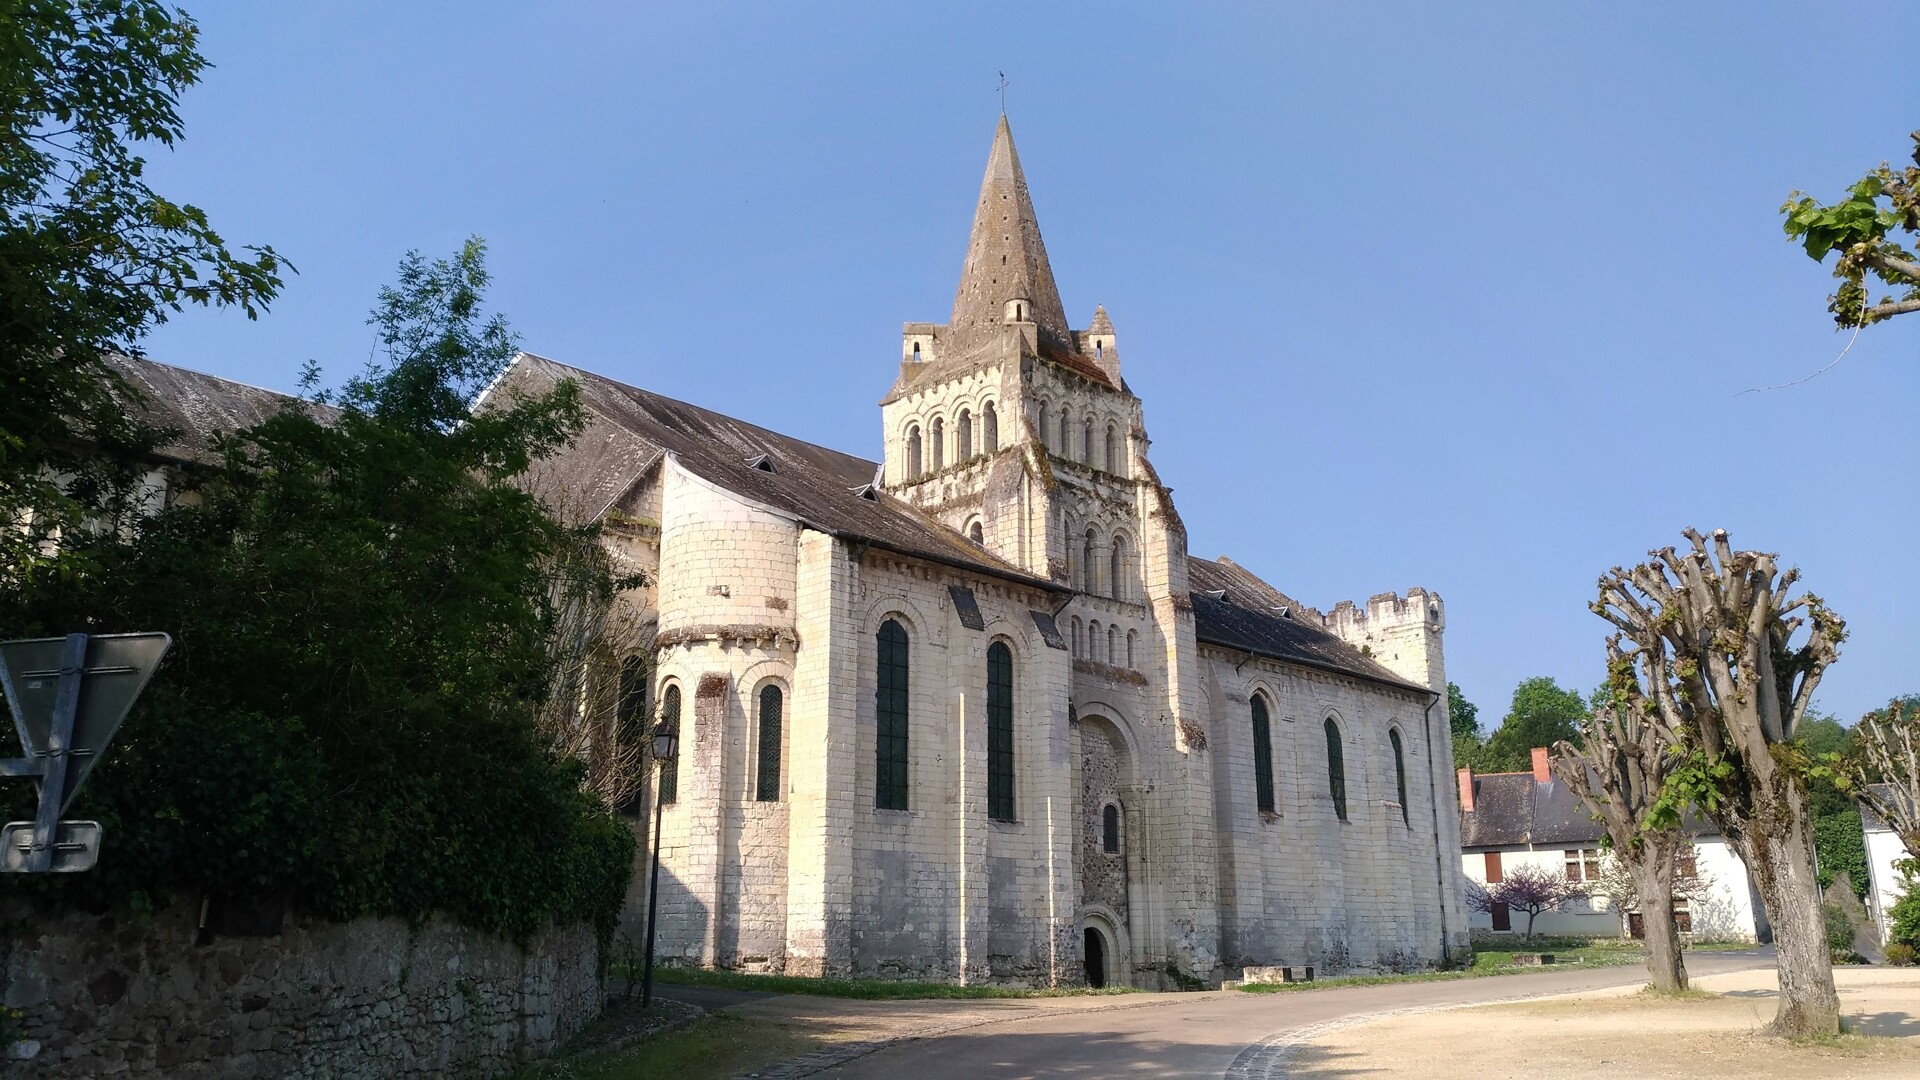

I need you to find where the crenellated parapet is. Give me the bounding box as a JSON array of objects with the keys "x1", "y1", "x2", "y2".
[{"x1": 1321, "y1": 588, "x2": 1445, "y2": 693}]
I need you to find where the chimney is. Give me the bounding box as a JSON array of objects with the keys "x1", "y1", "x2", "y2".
[
  {"x1": 1531, "y1": 746, "x2": 1552, "y2": 783},
  {"x1": 1457, "y1": 767, "x2": 1475, "y2": 812}
]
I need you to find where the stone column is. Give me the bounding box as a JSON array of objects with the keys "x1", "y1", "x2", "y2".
[{"x1": 785, "y1": 531, "x2": 857, "y2": 975}]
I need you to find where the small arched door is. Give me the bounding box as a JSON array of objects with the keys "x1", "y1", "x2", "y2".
[{"x1": 1083, "y1": 927, "x2": 1107, "y2": 989}]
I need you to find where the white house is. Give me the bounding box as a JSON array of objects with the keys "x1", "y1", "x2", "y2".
[
  {"x1": 1458, "y1": 748, "x2": 1765, "y2": 942},
  {"x1": 1861, "y1": 785, "x2": 1914, "y2": 945}
]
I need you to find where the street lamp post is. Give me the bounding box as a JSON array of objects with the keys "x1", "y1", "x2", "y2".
[{"x1": 641, "y1": 720, "x2": 679, "y2": 1009}]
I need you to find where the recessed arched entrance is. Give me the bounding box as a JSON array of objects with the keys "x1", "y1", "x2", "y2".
[{"x1": 1083, "y1": 926, "x2": 1108, "y2": 988}]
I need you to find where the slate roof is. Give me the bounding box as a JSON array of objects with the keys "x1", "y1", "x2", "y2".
[
  {"x1": 1460, "y1": 770, "x2": 1721, "y2": 849},
  {"x1": 1861, "y1": 783, "x2": 1905, "y2": 832},
  {"x1": 107, "y1": 354, "x2": 316, "y2": 465},
  {"x1": 1186, "y1": 556, "x2": 1429, "y2": 694},
  {"x1": 495, "y1": 353, "x2": 1066, "y2": 591}
]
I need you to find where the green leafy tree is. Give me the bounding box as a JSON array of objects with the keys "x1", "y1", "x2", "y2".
[
  {"x1": 0, "y1": 0, "x2": 284, "y2": 585},
  {"x1": 1479, "y1": 676, "x2": 1588, "y2": 773},
  {"x1": 1, "y1": 240, "x2": 633, "y2": 943},
  {"x1": 1797, "y1": 711, "x2": 1855, "y2": 821},
  {"x1": 1782, "y1": 130, "x2": 1920, "y2": 327},
  {"x1": 1812, "y1": 810, "x2": 1869, "y2": 901},
  {"x1": 1448, "y1": 682, "x2": 1480, "y2": 741}
]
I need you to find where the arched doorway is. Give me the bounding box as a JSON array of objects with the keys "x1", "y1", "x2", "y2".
[{"x1": 1084, "y1": 926, "x2": 1108, "y2": 988}]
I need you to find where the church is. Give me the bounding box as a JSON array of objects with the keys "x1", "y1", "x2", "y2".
[{"x1": 494, "y1": 117, "x2": 1469, "y2": 988}]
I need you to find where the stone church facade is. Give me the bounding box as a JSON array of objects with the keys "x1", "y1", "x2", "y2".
[{"x1": 494, "y1": 117, "x2": 1470, "y2": 987}]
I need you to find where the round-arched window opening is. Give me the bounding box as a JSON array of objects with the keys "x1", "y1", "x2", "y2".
[
  {"x1": 967, "y1": 520, "x2": 984, "y2": 545},
  {"x1": 1102, "y1": 803, "x2": 1121, "y2": 853}
]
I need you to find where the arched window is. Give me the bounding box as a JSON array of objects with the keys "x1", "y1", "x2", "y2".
[
  {"x1": 983, "y1": 402, "x2": 999, "y2": 453},
  {"x1": 1109, "y1": 534, "x2": 1128, "y2": 602},
  {"x1": 1083, "y1": 529, "x2": 1098, "y2": 594},
  {"x1": 987, "y1": 641, "x2": 1015, "y2": 822},
  {"x1": 1106, "y1": 424, "x2": 1124, "y2": 478},
  {"x1": 1071, "y1": 616, "x2": 1083, "y2": 657},
  {"x1": 1389, "y1": 728, "x2": 1409, "y2": 825},
  {"x1": 1083, "y1": 415, "x2": 1095, "y2": 464},
  {"x1": 1325, "y1": 718, "x2": 1347, "y2": 820},
  {"x1": 876, "y1": 620, "x2": 910, "y2": 810},
  {"x1": 1059, "y1": 406, "x2": 1072, "y2": 458},
  {"x1": 1125, "y1": 630, "x2": 1136, "y2": 669},
  {"x1": 1106, "y1": 625, "x2": 1117, "y2": 665},
  {"x1": 957, "y1": 409, "x2": 973, "y2": 460},
  {"x1": 658, "y1": 683, "x2": 682, "y2": 805},
  {"x1": 1088, "y1": 621, "x2": 1102, "y2": 660},
  {"x1": 1252, "y1": 695, "x2": 1275, "y2": 813},
  {"x1": 756, "y1": 684, "x2": 783, "y2": 802},
  {"x1": 930, "y1": 417, "x2": 945, "y2": 471},
  {"x1": 906, "y1": 425, "x2": 923, "y2": 480},
  {"x1": 1102, "y1": 803, "x2": 1121, "y2": 853},
  {"x1": 967, "y1": 519, "x2": 984, "y2": 545},
  {"x1": 1036, "y1": 401, "x2": 1050, "y2": 450}
]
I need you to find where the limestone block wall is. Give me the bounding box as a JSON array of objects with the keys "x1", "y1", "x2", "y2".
[
  {"x1": 1, "y1": 904, "x2": 599, "y2": 1080},
  {"x1": 1203, "y1": 653, "x2": 1452, "y2": 973}
]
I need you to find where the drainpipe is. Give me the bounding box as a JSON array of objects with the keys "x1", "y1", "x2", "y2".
[{"x1": 1421, "y1": 693, "x2": 1451, "y2": 963}]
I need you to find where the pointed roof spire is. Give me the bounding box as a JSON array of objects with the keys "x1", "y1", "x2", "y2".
[
  {"x1": 947, "y1": 116, "x2": 1070, "y2": 357},
  {"x1": 1089, "y1": 304, "x2": 1114, "y2": 335}
]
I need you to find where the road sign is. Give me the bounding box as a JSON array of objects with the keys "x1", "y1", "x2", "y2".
[
  {"x1": 0, "y1": 632, "x2": 170, "y2": 873},
  {"x1": 0, "y1": 820, "x2": 100, "y2": 873},
  {"x1": 0, "y1": 632, "x2": 171, "y2": 814}
]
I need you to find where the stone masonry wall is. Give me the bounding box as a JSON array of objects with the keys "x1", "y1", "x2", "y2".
[{"x1": 1, "y1": 904, "x2": 601, "y2": 1079}]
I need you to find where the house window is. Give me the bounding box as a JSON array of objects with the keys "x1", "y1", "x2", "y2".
[
  {"x1": 1564, "y1": 848, "x2": 1602, "y2": 882},
  {"x1": 906, "y1": 425, "x2": 922, "y2": 480},
  {"x1": 1484, "y1": 851, "x2": 1504, "y2": 883},
  {"x1": 1325, "y1": 718, "x2": 1347, "y2": 820},
  {"x1": 876, "y1": 620, "x2": 910, "y2": 810},
  {"x1": 1252, "y1": 695, "x2": 1276, "y2": 813},
  {"x1": 1674, "y1": 899, "x2": 1693, "y2": 933},
  {"x1": 1389, "y1": 728, "x2": 1409, "y2": 825},
  {"x1": 957, "y1": 409, "x2": 973, "y2": 460},
  {"x1": 1675, "y1": 847, "x2": 1698, "y2": 879},
  {"x1": 930, "y1": 417, "x2": 945, "y2": 471},
  {"x1": 987, "y1": 641, "x2": 1015, "y2": 822},
  {"x1": 756, "y1": 684, "x2": 783, "y2": 802},
  {"x1": 983, "y1": 402, "x2": 998, "y2": 453},
  {"x1": 658, "y1": 684, "x2": 681, "y2": 805},
  {"x1": 1102, "y1": 803, "x2": 1121, "y2": 853}
]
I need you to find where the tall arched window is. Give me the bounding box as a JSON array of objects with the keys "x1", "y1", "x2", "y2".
[
  {"x1": 930, "y1": 417, "x2": 945, "y2": 471},
  {"x1": 1389, "y1": 728, "x2": 1409, "y2": 825},
  {"x1": 1087, "y1": 621, "x2": 1102, "y2": 660},
  {"x1": 1252, "y1": 695, "x2": 1275, "y2": 813},
  {"x1": 876, "y1": 620, "x2": 910, "y2": 810},
  {"x1": 905, "y1": 425, "x2": 923, "y2": 480},
  {"x1": 1106, "y1": 423, "x2": 1124, "y2": 478},
  {"x1": 1109, "y1": 534, "x2": 1128, "y2": 602},
  {"x1": 1071, "y1": 616, "x2": 1083, "y2": 657},
  {"x1": 1083, "y1": 529, "x2": 1098, "y2": 594},
  {"x1": 983, "y1": 402, "x2": 999, "y2": 453},
  {"x1": 987, "y1": 641, "x2": 1015, "y2": 822},
  {"x1": 1106, "y1": 625, "x2": 1117, "y2": 665},
  {"x1": 1325, "y1": 718, "x2": 1347, "y2": 820},
  {"x1": 1125, "y1": 630, "x2": 1136, "y2": 669},
  {"x1": 1059, "y1": 406, "x2": 1073, "y2": 458},
  {"x1": 957, "y1": 409, "x2": 973, "y2": 461},
  {"x1": 658, "y1": 683, "x2": 682, "y2": 805},
  {"x1": 1102, "y1": 803, "x2": 1121, "y2": 853},
  {"x1": 1036, "y1": 401, "x2": 1050, "y2": 450},
  {"x1": 1083, "y1": 415, "x2": 1095, "y2": 463},
  {"x1": 756, "y1": 684, "x2": 783, "y2": 802}
]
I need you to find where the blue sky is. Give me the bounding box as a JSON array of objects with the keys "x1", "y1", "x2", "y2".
[{"x1": 141, "y1": 2, "x2": 1919, "y2": 726}]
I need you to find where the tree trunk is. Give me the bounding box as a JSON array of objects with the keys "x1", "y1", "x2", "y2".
[
  {"x1": 1736, "y1": 806, "x2": 1839, "y2": 1037},
  {"x1": 1634, "y1": 853, "x2": 1688, "y2": 993},
  {"x1": 1524, "y1": 909, "x2": 1537, "y2": 942}
]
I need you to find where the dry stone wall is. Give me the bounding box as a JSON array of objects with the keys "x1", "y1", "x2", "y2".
[{"x1": 1, "y1": 903, "x2": 600, "y2": 1079}]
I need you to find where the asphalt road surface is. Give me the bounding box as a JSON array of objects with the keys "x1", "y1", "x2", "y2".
[{"x1": 807, "y1": 950, "x2": 1774, "y2": 1080}]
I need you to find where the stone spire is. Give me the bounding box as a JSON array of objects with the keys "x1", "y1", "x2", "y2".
[{"x1": 947, "y1": 115, "x2": 1071, "y2": 358}]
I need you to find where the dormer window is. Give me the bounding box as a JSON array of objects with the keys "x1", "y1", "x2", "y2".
[{"x1": 746, "y1": 453, "x2": 775, "y2": 473}]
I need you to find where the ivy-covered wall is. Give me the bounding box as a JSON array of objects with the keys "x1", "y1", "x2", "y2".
[{"x1": 1, "y1": 903, "x2": 600, "y2": 1078}]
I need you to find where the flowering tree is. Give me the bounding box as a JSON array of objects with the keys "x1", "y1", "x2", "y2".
[{"x1": 1466, "y1": 863, "x2": 1589, "y2": 942}]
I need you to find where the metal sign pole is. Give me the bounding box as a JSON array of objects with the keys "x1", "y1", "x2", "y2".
[{"x1": 28, "y1": 634, "x2": 86, "y2": 874}]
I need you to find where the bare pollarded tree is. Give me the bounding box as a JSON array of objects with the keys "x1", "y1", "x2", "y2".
[
  {"x1": 1593, "y1": 528, "x2": 1844, "y2": 1037},
  {"x1": 1854, "y1": 700, "x2": 1920, "y2": 857},
  {"x1": 536, "y1": 529, "x2": 654, "y2": 813},
  {"x1": 1552, "y1": 664, "x2": 1691, "y2": 992}
]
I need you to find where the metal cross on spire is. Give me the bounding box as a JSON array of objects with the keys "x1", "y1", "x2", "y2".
[{"x1": 997, "y1": 72, "x2": 1009, "y2": 115}]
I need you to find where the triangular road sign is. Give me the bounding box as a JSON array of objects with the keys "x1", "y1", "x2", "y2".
[{"x1": 0, "y1": 633, "x2": 170, "y2": 813}]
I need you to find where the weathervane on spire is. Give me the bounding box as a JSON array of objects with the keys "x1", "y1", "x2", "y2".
[{"x1": 997, "y1": 72, "x2": 1009, "y2": 115}]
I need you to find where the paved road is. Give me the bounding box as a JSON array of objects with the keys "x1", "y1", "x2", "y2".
[{"x1": 781, "y1": 950, "x2": 1773, "y2": 1080}]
